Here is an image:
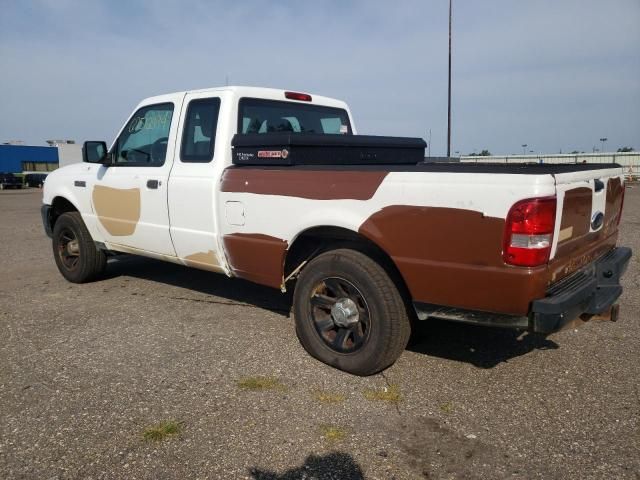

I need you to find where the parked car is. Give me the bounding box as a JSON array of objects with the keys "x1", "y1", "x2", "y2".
[
  {"x1": 0, "y1": 173, "x2": 23, "y2": 190},
  {"x1": 40, "y1": 86, "x2": 631, "y2": 375},
  {"x1": 24, "y1": 173, "x2": 48, "y2": 188}
]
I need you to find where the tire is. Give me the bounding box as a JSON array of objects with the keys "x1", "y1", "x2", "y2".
[
  {"x1": 293, "y1": 248, "x2": 411, "y2": 376},
  {"x1": 52, "y1": 212, "x2": 107, "y2": 283}
]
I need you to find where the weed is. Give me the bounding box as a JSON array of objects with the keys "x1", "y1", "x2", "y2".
[
  {"x1": 143, "y1": 420, "x2": 181, "y2": 442},
  {"x1": 237, "y1": 376, "x2": 286, "y2": 391},
  {"x1": 440, "y1": 402, "x2": 454, "y2": 414},
  {"x1": 320, "y1": 425, "x2": 347, "y2": 442}
]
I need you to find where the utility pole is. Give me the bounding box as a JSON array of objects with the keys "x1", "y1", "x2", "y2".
[
  {"x1": 600, "y1": 137, "x2": 607, "y2": 153},
  {"x1": 447, "y1": 0, "x2": 452, "y2": 158}
]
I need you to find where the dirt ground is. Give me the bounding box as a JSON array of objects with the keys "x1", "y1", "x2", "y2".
[{"x1": 0, "y1": 187, "x2": 638, "y2": 480}]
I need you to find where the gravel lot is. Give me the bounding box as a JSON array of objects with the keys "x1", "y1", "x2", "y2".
[{"x1": 1, "y1": 188, "x2": 638, "y2": 480}]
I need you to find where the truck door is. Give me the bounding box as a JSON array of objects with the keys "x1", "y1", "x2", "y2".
[
  {"x1": 91, "y1": 94, "x2": 183, "y2": 256},
  {"x1": 167, "y1": 93, "x2": 226, "y2": 272}
]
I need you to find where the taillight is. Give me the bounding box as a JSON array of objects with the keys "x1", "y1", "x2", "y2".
[
  {"x1": 284, "y1": 91, "x2": 312, "y2": 102},
  {"x1": 503, "y1": 197, "x2": 557, "y2": 267}
]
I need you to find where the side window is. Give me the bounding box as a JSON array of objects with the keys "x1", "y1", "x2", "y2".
[
  {"x1": 180, "y1": 98, "x2": 221, "y2": 163},
  {"x1": 115, "y1": 103, "x2": 174, "y2": 166}
]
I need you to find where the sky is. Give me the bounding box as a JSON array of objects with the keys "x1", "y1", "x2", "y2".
[{"x1": 0, "y1": 0, "x2": 638, "y2": 155}]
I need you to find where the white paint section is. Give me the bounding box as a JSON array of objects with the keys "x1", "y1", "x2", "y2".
[
  {"x1": 90, "y1": 91, "x2": 185, "y2": 256},
  {"x1": 217, "y1": 171, "x2": 557, "y2": 249},
  {"x1": 225, "y1": 201, "x2": 245, "y2": 226}
]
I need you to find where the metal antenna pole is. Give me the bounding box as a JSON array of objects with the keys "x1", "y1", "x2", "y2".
[{"x1": 447, "y1": 0, "x2": 452, "y2": 158}]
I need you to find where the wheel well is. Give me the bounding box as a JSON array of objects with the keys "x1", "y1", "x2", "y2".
[
  {"x1": 49, "y1": 197, "x2": 78, "y2": 229},
  {"x1": 284, "y1": 226, "x2": 412, "y2": 302}
]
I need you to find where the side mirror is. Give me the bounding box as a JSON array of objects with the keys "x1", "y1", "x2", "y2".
[{"x1": 83, "y1": 141, "x2": 110, "y2": 165}]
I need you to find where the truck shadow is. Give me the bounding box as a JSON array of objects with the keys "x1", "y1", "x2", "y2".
[
  {"x1": 104, "y1": 255, "x2": 293, "y2": 317},
  {"x1": 408, "y1": 319, "x2": 558, "y2": 369},
  {"x1": 105, "y1": 255, "x2": 558, "y2": 369},
  {"x1": 249, "y1": 452, "x2": 364, "y2": 480}
]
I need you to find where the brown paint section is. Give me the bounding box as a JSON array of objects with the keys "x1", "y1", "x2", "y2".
[
  {"x1": 549, "y1": 230, "x2": 618, "y2": 283},
  {"x1": 184, "y1": 250, "x2": 223, "y2": 273},
  {"x1": 223, "y1": 233, "x2": 288, "y2": 288},
  {"x1": 558, "y1": 187, "x2": 592, "y2": 243},
  {"x1": 604, "y1": 177, "x2": 624, "y2": 234},
  {"x1": 92, "y1": 185, "x2": 141, "y2": 236},
  {"x1": 221, "y1": 168, "x2": 388, "y2": 200},
  {"x1": 358, "y1": 201, "x2": 621, "y2": 317},
  {"x1": 554, "y1": 177, "x2": 623, "y2": 273},
  {"x1": 359, "y1": 205, "x2": 548, "y2": 316}
]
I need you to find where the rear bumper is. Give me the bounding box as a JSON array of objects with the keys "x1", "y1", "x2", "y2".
[
  {"x1": 413, "y1": 246, "x2": 632, "y2": 334},
  {"x1": 530, "y1": 247, "x2": 632, "y2": 333}
]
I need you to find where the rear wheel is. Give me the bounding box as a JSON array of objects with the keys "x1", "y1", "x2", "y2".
[
  {"x1": 293, "y1": 248, "x2": 411, "y2": 376},
  {"x1": 52, "y1": 212, "x2": 106, "y2": 283}
]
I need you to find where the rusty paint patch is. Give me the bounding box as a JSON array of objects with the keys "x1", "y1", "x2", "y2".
[
  {"x1": 558, "y1": 226, "x2": 573, "y2": 243},
  {"x1": 221, "y1": 168, "x2": 388, "y2": 200},
  {"x1": 92, "y1": 185, "x2": 141, "y2": 236},
  {"x1": 223, "y1": 233, "x2": 288, "y2": 288},
  {"x1": 183, "y1": 250, "x2": 224, "y2": 273}
]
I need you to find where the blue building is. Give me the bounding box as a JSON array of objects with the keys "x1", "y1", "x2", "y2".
[{"x1": 0, "y1": 145, "x2": 59, "y2": 173}]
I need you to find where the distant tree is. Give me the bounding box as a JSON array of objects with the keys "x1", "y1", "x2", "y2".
[
  {"x1": 468, "y1": 149, "x2": 492, "y2": 156},
  {"x1": 570, "y1": 150, "x2": 580, "y2": 154},
  {"x1": 617, "y1": 146, "x2": 634, "y2": 152}
]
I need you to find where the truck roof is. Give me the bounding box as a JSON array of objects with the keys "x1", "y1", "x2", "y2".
[{"x1": 141, "y1": 86, "x2": 349, "y2": 110}]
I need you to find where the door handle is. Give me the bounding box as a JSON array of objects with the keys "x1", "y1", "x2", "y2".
[{"x1": 147, "y1": 179, "x2": 159, "y2": 189}]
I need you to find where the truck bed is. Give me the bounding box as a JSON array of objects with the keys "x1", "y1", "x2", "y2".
[
  {"x1": 231, "y1": 132, "x2": 620, "y2": 173},
  {"x1": 228, "y1": 160, "x2": 622, "y2": 174}
]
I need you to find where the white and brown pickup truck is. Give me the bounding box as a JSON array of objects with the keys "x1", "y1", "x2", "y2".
[{"x1": 41, "y1": 86, "x2": 631, "y2": 375}]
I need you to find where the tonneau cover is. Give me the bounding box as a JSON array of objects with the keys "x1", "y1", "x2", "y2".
[{"x1": 231, "y1": 133, "x2": 426, "y2": 166}]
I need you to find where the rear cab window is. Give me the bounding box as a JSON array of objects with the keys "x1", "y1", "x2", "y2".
[
  {"x1": 238, "y1": 98, "x2": 352, "y2": 135},
  {"x1": 180, "y1": 98, "x2": 221, "y2": 163}
]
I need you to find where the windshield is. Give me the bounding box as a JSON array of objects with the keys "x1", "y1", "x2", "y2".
[{"x1": 238, "y1": 98, "x2": 352, "y2": 135}]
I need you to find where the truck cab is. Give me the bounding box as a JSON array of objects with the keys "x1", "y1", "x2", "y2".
[{"x1": 43, "y1": 87, "x2": 354, "y2": 272}]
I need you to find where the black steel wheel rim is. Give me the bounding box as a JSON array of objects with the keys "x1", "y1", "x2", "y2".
[
  {"x1": 57, "y1": 227, "x2": 80, "y2": 271},
  {"x1": 309, "y1": 276, "x2": 371, "y2": 354}
]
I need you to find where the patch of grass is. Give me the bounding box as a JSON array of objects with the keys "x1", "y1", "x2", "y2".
[
  {"x1": 363, "y1": 385, "x2": 402, "y2": 404},
  {"x1": 143, "y1": 420, "x2": 181, "y2": 442},
  {"x1": 440, "y1": 402, "x2": 454, "y2": 414},
  {"x1": 237, "y1": 376, "x2": 286, "y2": 391},
  {"x1": 320, "y1": 425, "x2": 348, "y2": 442},
  {"x1": 313, "y1": 390, "x2": 346, "y2": 404}
]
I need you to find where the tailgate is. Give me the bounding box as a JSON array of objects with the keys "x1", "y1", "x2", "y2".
[{"x1": 549, "y1": 166, "x2": 625, "y2": 283}]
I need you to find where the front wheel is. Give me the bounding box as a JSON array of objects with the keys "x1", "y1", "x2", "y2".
[
  {"x1": 293, "y1": 248, "x2": 411, "y2": 376},
  {"x1": 52, "y1": 212, "x2": 106, "y2": 283}
]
